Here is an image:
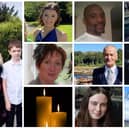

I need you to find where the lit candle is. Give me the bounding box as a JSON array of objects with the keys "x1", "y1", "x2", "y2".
[
  {"x1": 49, "y1": 104, "x2": 67, "y2": 127},
  {"x1": 36, "y1": 88, "x2": 52, "y2": 127},
  {"x1": 45, "y1": 121, "x2": 48, "y2": 127}
]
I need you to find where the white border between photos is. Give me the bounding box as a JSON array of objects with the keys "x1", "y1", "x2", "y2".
[{"x1": 1, "y1": 0, "x2": 127, "y2": 128}]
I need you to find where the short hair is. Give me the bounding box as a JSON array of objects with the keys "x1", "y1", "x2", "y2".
[
  {"x1": 8, "y1": 40, "x2": 22, "y2": 50},
  {"x1": 83, "y1": 4, "x2": 104, "y2": 19},
  {"x1": 103, "y1": 45, "x2": 117, "y2": 55},
  {"x1": 33, "y1": 44, "x2": 66, "y2": 68},
  {"x1": 39, "y1": 2, "x2": 61, "y2": 27}
]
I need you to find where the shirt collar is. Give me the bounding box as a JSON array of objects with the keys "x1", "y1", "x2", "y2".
[
  {"x1": 105, "y1": 65, "x2": 117, "y2": 73},
  {"x1": 10, "y1": 59, "x2": 22, "y2": 65}
]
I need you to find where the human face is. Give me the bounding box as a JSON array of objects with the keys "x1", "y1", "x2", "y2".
[
  {"x1": 8, "y1": 46, "x2": 21, "y2": 61},
  {"x1": 84, "y1": 5, "x2": 105, "y2": 36},
  {"x1": 37, "y1": 51, "x2": 63, "y2": 84},
  {"x1": 88, "y1": 93, "x2": 108, "y2": 120},
  {"x1": 42, "y1": 9, "x2": 58, "y2": 28},
  {"x1": 104, "y1": 46, "x2": 118, "y2": 68}
]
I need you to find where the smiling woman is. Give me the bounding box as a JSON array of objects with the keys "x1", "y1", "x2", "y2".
[
  {"x1": 29, "y1": 44, "x2": 67, "y2": 85},
  {"x1": 34, "y1": 2, "x2": 67, "y2": 42},
  {"x1": 75, "y1": 87, "x2": 122, "y2": 127}
]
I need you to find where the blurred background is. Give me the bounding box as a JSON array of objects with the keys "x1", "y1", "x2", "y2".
[
  {"x1": 75, "y1": 87, "x2": 122, "y2": 126},
  {"x1": 24, "y1": 1, "x2": 72, "y2": 42}
]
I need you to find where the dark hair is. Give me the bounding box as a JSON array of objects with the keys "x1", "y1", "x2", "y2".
[
  {"x1": 39, "y1": 2, "x2": 61, "y2": 27},
  {"x1": 33, "y1": 44, "x2": 66, "y2": 68},
  {"x1": 8, "y1": 40, "x2": 22, "y2": 50},
  {"x1": 83, "y1": 4, "x2": 104, "y2": 19},
  {"x1": 76, "y1": 87, "x2": 112, "y2": 127}
]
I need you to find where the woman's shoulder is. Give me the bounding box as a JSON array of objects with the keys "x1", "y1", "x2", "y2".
[
  {"x1": 33, "y1": 28, "x2": 42, "y2": 41},
  {"x1": 56, "y1": 29, "x2": 67, "y2": 42},
  {"x1": 34, "y1": 28, "x2": 41, "y2": 35}
]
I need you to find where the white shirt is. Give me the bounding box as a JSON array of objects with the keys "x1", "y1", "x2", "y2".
[
  {"x1": 75, "y1": 32, "x2": 109, "y2": 42},
  {"x1": 2, "y1": 59, "x2": 22, "y2": 105},
  {"x1": 105, "y1": 65, "x2": 118, "y2": 84}
]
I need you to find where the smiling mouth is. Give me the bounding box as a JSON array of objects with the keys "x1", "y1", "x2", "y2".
[
  {"x1": 96, "y1": 24, "x2": 105, "y2": 29},
  {"x1": 94, "y1": 112, "x2": 101, "y2": 116},
  {"x1": 48, "y1": 73, "x2": 56, "y2": 76}
]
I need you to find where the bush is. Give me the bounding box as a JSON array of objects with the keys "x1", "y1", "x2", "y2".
[{"x1": 0, "y1": 17, "x2": 22, "y2": 61}]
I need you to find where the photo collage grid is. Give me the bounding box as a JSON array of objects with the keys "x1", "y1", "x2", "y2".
[{"x1": 0, "y1": 0, "x2": 129, "y2": 127}]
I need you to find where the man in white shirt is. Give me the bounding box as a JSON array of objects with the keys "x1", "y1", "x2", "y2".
[
  {"x1": 93, "y1": 45, "x2": 122, "y2": 84},
  {"x1": 75, "y1": 4, "x2": 109, "y2": 42},
  {"x1": 2, "y1": 40, "x2": 22, "y2": 127}
]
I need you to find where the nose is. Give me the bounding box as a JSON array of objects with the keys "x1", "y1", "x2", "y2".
[
  {"x1": 46, "y1": 16, "x2": 52, "y2": 21},
  {"x1": 49, "y1": 63, "x2": 55, "y2": 72},
  {"x1": 107, "y1": 55, "x2": 111, "y2": 60},
  {"x1": 97, "y1": 15, "x2": 105, "y2": 23},
  {"x1": 96, "y1": 104, "x2": 101, "y2": 112}
]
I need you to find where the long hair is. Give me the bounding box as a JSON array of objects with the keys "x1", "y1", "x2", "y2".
[
  {"x1": 39, "y1": 2, "x2": 61, "y2": 27},
  {"x1": 76, "y1": 87, "x2": 112, "y2": 127}
]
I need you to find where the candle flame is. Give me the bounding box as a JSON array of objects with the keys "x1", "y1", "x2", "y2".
[
  {"x1": 57, "y1": 104, "x2": 60, "y2": 112},
  {"x1": 43, "y1": 88, "x2": 45, "y2": 96}
]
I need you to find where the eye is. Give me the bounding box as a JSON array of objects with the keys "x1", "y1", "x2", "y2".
[
  {"x1": 89, "y1": 14, "x2": 96, "y2": 18},
  {"x1": 44, "y1": 60, "x2": 49, "y2": 64},
  {"x1": 101, "y1": 103, "x2": 107, "y2": 107},
  {"x1": 52, "y1": 15, "x2": 55, "y2": 17},
  {"x1": 55, "y1": 62, "x2": 61, "y2": 66},
  {"x1": 90, "y1": 101, "x2": 98, "y2": 106},
  {"x1": 44, "y1": 14, "x2": 48, "y2": 17}
]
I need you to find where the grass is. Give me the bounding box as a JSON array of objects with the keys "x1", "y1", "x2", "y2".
[
  {"x1": 26, "y1": 22, "x2": 72, "y2": 42},
  {"x1": 57, "y1": 25, "x2": 72, "y2": 42}
]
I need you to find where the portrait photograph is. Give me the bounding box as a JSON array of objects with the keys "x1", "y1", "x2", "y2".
[
  {"x1": 75, "y1": 87, "x2": 122, "y2": 127},
  {"x1": 24, "y1": 1, "x2": 72, "y2": 42},
  {"x1": 24, "y1": 44, "x2": 72, "y2": 85},
  {"x1": 75, "y1": 2, "x2": 122, "y2": 42},
  {"x1": 74, "y1": 44, "x2": 122, "y2": 85}
]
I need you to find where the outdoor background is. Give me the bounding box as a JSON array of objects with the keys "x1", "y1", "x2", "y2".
[
  {"x1": 74, "y1": 44, "x2": 122, "y2": 85},
  {"x1": 0, "y1": 2, "x2": 22, "y2": 61},
  {"x1": 24, "y1": 2, "x2": 72, "y2": 42},
  {"x1": 75, "y1": 87, "x2": 122, "y2": 126}
]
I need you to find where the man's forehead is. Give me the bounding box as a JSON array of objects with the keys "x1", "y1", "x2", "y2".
[
  {"x1": 86, "y1": 5, "x2": 104, "y2": 14},
  {"x1": 104, "y1": 46, "x2": 117, "y2": 53}
]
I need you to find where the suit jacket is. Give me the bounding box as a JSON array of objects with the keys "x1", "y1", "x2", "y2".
[{"x1": 92, "y1": 66, "x2": 122, "y2": 85}]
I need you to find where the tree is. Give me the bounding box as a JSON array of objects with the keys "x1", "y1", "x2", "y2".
[
  {"x1": 0, "y1": 3, "x2": 18, "y2": 22},
  {"x1": 24, "y1": 2, "x2": 72, "y2": 24},
  {"x1": 0, "y1": 3, "x2": 22, "y2": 61},
  {"x1": 24, "y1": 2, "x2": 44, "y2": 21}
]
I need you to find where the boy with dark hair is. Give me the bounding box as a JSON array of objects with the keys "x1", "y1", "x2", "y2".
[{"x1": 2, "y1": 40, "x2": 22, "y2": 127}]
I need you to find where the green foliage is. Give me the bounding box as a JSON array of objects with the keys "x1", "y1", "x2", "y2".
[
  {"x1": 24, "y1": 2, "x2": 44, "y2": 21},
  {"x1": 59, "y1": 2, "x2": 72, "y2": 24},
  {"x1": 0, "y1": 3, "x2": 18, "y2": 22},
  {"x1": 57, "y1": 25, "x2": 72, "y2": 41},
  {"x1": 0, "y1": 3, "x2": 22, "y2": 61},
  {"x1": 117, "y1": 49, "x2": 122, "y2": 65},
  {"x1": 0, "y1": 17, "x2": 22, "y2": 61},
  {"x1": 75, "y1": 50, "x2": 122, "y2": 67},
  {"x1": 24, "y1": 2, "x2": 72, "y2": 24}
]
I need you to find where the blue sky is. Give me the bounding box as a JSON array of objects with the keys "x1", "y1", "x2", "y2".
[
  {"x1": 74, "y1": 44, "x2": 122, "y2": 52},
  {"x1": 5, "y1": 2, "x2": 22, "y2": 20},
  {"x1": 125, "y1": 87, "x2": 129, "y2": 120},
  {"x1": 125, "y1": 87, "x2": 129, "y2": 98}
]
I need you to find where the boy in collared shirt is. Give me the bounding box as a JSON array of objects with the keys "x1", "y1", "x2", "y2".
[{"x1": 2, "y1": 40, "x2": 22, "y2": 127}]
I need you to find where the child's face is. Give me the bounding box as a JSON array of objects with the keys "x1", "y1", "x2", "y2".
[{"x1": 8, "y1": 46, "x2": 21, "y2": 61}]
